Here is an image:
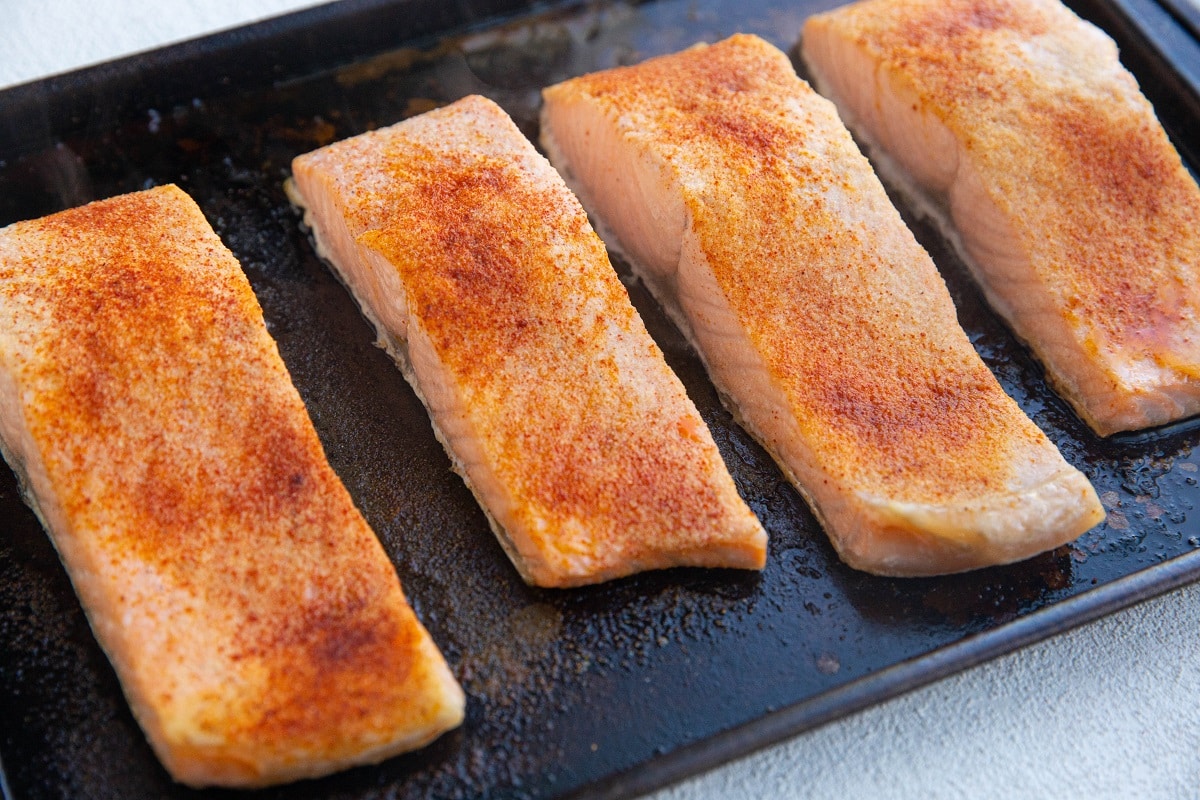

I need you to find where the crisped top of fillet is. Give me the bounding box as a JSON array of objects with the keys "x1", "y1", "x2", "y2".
[
  {"x1": 549, "y1": 35, "x2": 1052, "y2": 506},
  {"x1": 813, "y1": 0, "x2": 1200, "y2": 380},
  {"x1": 342, "y1": 96, "x2": 762, "y2": 580},
  {"x1": 0, "y1": 185, "x2": 460, "y2": 785}
]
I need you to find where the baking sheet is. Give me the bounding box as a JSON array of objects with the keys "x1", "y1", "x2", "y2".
[{"x1": 1, "y1": 1, "x2": 1199, "y2": 798}]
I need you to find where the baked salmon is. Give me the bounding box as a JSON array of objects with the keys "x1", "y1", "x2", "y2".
[
  {"x1": 540, "y1": 35, "x2": 1104, "y2": 576},
  {"x1": 289, "y1": 95, "x2": 767, "y2": 588},
  {"x1": 0, "y1": 185, "x2": 464, "y2": 788},
  {"x1": 802, "y1": 0, "x2": 1200, "y2": 436}
]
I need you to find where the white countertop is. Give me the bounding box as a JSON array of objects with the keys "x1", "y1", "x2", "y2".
[{"x1": 2, "y1": 2, "x2": 1199, "y2": 798}]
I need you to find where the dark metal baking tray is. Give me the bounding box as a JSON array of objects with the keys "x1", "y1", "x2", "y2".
[{"x1": 2, "y1": 1, "x2": 1199, "y2": 798}]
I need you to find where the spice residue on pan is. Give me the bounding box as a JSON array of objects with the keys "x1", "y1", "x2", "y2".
[{"x1": 458, "y1": 603, "x2": 564, "y2": 699}]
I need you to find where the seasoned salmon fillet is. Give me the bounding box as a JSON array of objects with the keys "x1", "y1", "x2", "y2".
[
  {"x1": 540, "y1": 35, "x2": 1103, "y2": 576},
  {"x1": 802, "y1": 0, "x2": 1200, "y2": 436},
  {"x1": 0, "y1": 185, "x2": 464, "y2": 788},
  {"x1": 289, "y1": 95, "x2": 767, "y2": 588}
]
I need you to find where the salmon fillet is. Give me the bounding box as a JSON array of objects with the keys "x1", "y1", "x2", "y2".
[
  {"x1": 0, "y1": 185, "x2": 464, "y2": 788},
  {"x1": 289, "y1": 95, "x2": 767, "y2": 588},
  {"x1": 540, "y1": 35, "x2": 1104, "y2": 576},
  {"x1": 802, "y1": 0, "x2": 1200, "y2": 436}
]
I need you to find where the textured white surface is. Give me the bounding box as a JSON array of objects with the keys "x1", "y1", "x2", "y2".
[{"x1": 2, "y1": 2, "x2": 1200, "y2": 799}]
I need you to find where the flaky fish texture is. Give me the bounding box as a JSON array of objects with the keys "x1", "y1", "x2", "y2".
[
  {"x1": 802, "y1": 0, "x2": 1200, "y2": 435},
  {"x1": 540, "y1": 34, "x2": 1104, "y2": 576},
  {"x1": 0, "y1": 185, "x2": 464, "y2": 788},
  {"x1": 289, "y1": 95, "x2": 767, "y2": 588}
]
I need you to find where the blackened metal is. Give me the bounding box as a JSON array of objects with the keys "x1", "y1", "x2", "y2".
[
  {"x1": 0, "y1": 0, "x2": 546, "y2": 160},
  {"x1": 1, "y1": 1, "x2": 1199, "y2": 799}
]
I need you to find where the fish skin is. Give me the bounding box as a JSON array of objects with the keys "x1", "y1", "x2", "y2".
[
  {"x1": 290, "y1": 95, "x2": 767, "y2": 588},
  {"x1": 540, "y1": 34, "x2": 1104, "y2": 576},
  {"x1": 0, "y1": 185, "x2": 464, "y2": 788},
  {"x1": 802, "y1": 0, "x2": 1200, "y2": 436}
]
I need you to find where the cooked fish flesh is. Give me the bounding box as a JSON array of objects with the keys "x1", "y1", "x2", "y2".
[
  {"x1": 0, "y1": 185, "x2": 464, "y2": 788},
  {"x1": 540, "y1": 34, "x2": 1104, "y2": 576},
  {"x1": 289, "y1": 95, "x2": 767, "y2": 588},
  {"x1": 802, "y1": 0, "x2": 1200, "y2": 435}
]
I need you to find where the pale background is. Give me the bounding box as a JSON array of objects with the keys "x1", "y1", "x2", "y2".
[{"x1": 2, "y1": 2, "x2": 1200, "y2": 798}]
